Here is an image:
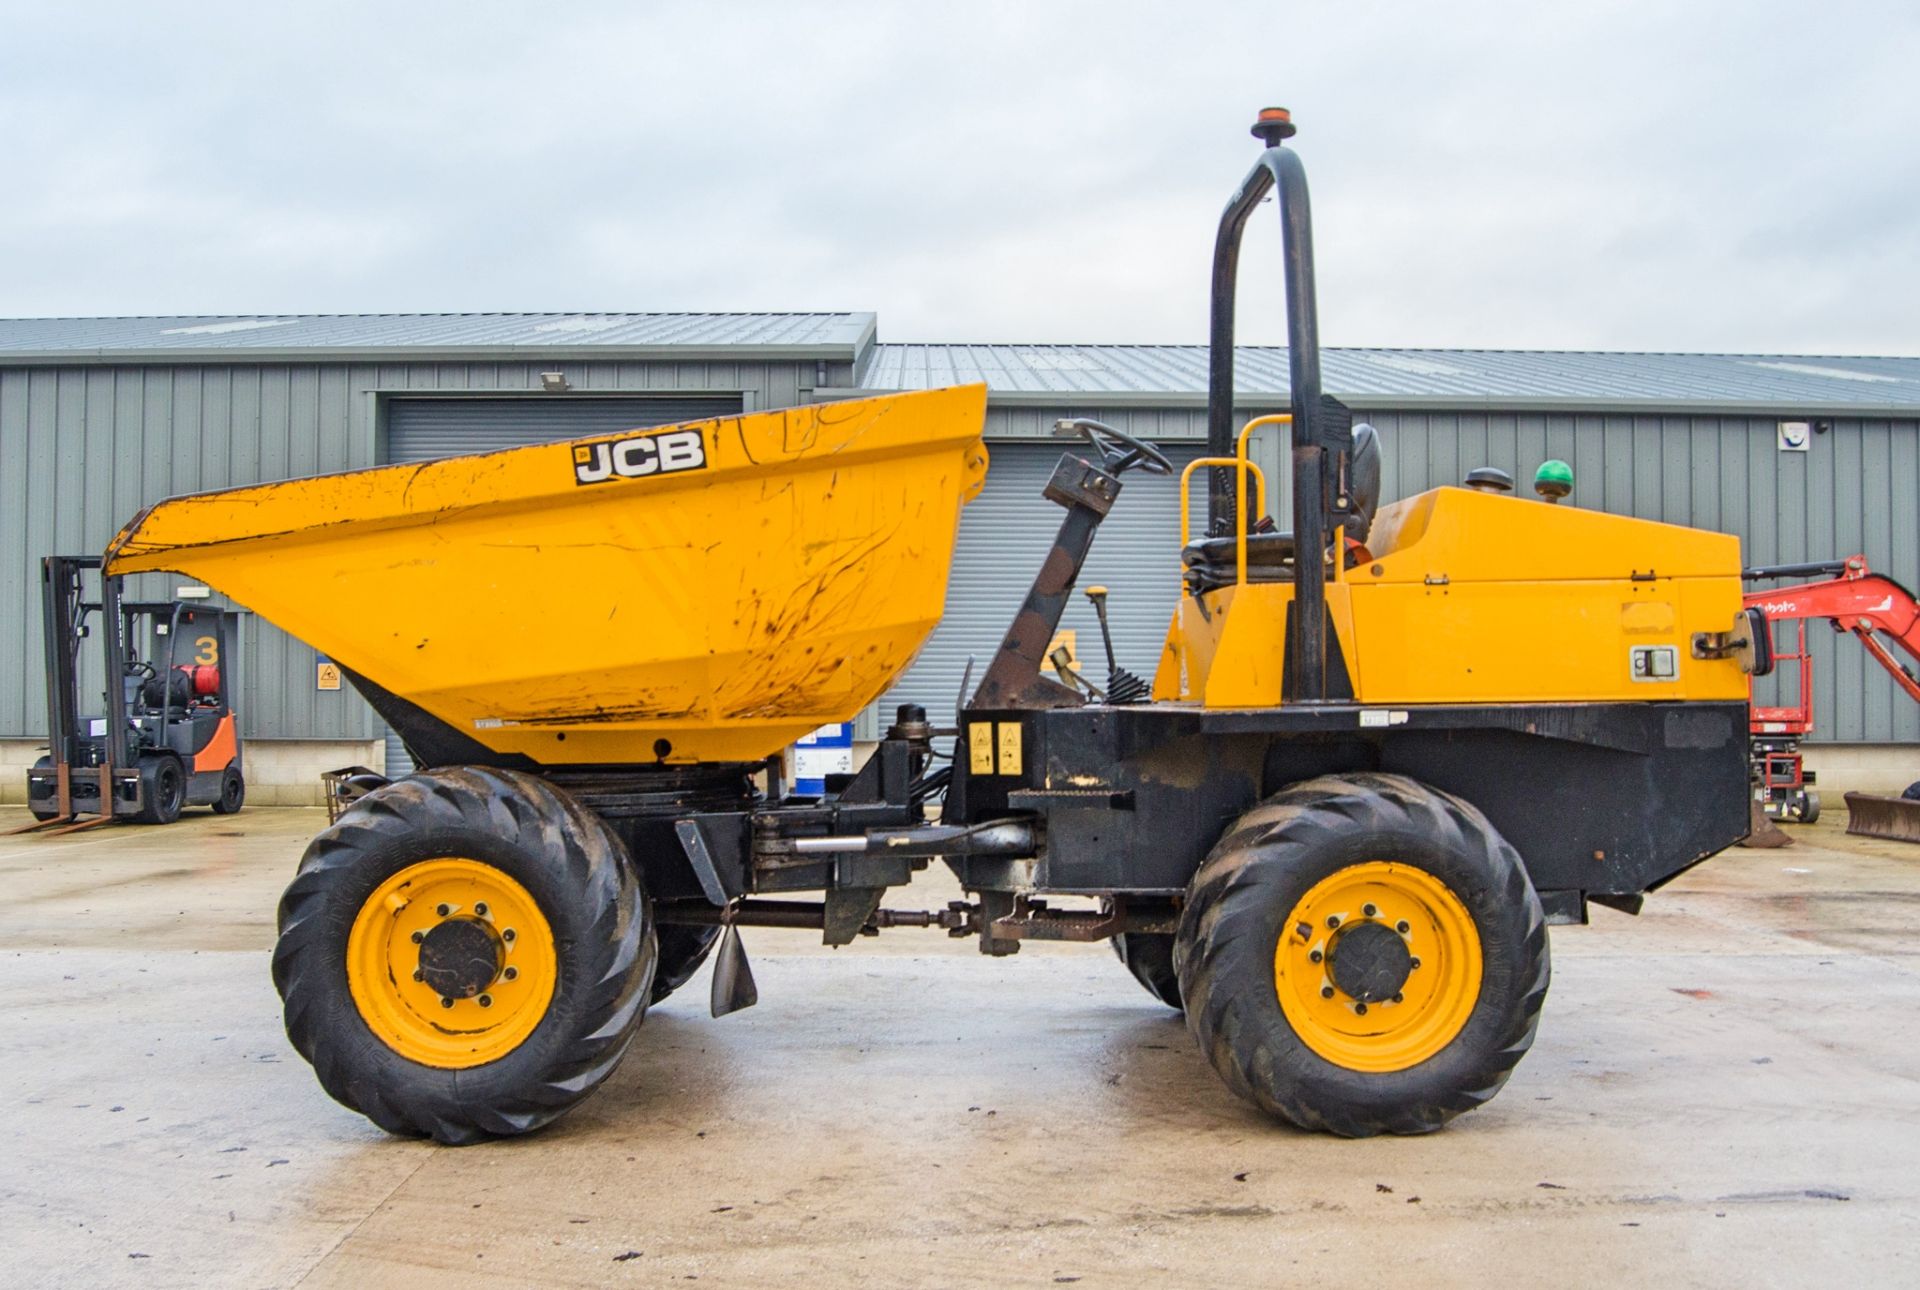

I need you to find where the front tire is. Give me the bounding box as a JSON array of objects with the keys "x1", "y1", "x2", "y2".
[
  {"x1": 28, "y1": 756, "x2": 60, "y2": 821},
  {"x1": 272, "y1": 767, "x2": 656, "y2": 1144},
  {"x1": 135, "y1": 755, "x2": 185, "y2": 824},
  {"x1": 1176, "y1": 773, "x2": 1549, "y2": 1137}
]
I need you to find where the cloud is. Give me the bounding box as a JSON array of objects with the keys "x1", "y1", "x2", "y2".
[{"x1": 2, "y1": 0, "x2": 1917, "y2": 353}]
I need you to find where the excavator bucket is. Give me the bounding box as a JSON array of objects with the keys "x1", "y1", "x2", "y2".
[
  {"x1": 105, "y1": 386, "x2": 990, "y2": 765},
  {"x1": 1844, "y1": 792, "x2": 1920, "y2": 844}
]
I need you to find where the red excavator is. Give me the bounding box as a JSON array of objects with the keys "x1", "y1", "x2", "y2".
[{"x1": 1742, "y1": 555, "x2": 1920, "y2": 840}]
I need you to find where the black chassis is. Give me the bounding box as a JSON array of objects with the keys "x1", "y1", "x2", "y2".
[
  {"x1": 944, "y1": 699, "x2": 1751, "y2": 924},
  {"x1": 650, "y1": 692, "x2": 1749, "y2": 943}
]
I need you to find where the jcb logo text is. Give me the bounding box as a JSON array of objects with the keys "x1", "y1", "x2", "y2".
[{"x1": 573, "y1": 429, "x2": 708, "y2": 485}]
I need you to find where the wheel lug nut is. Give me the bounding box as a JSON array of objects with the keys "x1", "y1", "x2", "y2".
[
  {"x1": 1362, "y1": 903, "x2": 1378, "y2": 918},
  {"x1": 1396, "y1": 920, "x2": 1411, "y2": 934},
  {"x1": 475, "y1": 902, "x2": 489, "y2": 917},
  {"x1": 503, "y1": 928, "x2": 516, "y2": 942},
  {"x1": 436, "y1": 903, "x2": 451, "y2": 917},
  {"x1": 503, "y1": 967, "x2": 519, "y2": 981},
  {"x1": 1355, "y1": 1002, "x2": 1369, "y2": 1016},
  {"x1": 410, "y1": 930, "x2": 425, "y2": 944},
  {"x1": 478, "y1": 994, "x2": 493, "y2": 1008},
  {"x1": 1325, "y1": 915, "x2": 1341, "y2": 929},
  {"x1": 439, "y1": 997, "x2": 453, "y2": 1009},
  {"x1": 1308, "y1": 949, "x2": 1323, "y2": 964},
  {"x1": 412, "y1": 970, "x2": 423, "y2": 982},
  {"x1": 1392, "y1": 992, "x2": 1404, "y2": 1004},
  {"x1": 1320, "y1": 986, "x2": 1335, "y2": 999},
  {"x1": 1410, "y1": 957, "x2": 1422, "y2": 970}
]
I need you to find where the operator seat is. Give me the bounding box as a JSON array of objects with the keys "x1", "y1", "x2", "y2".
[{"x1": 1182, "y1": 423, "x2": 1380, "y2": 594}]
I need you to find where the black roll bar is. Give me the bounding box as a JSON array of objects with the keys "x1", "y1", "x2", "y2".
[{"x1": 1206, "y1": 107, "x2": 1332, "y2": 702}]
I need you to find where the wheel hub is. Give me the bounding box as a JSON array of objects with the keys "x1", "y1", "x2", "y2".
[
  {"x1": 1327, "y1": 919, "x2": 1412, "y2": 1003},
  {"x1": 345, "y1": 857, "x2": 557, "y2": 1068},
  {"x1": 417, "y1": 917, "x2": 502, "y2": 999},
  {"x1": 1272, "y1": 861, "x2": 1484, "y2": 1073}
]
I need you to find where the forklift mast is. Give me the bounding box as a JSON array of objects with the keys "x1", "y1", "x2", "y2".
[{"x1": 41, "y1": 557, "x2": 133, "y2": 799}]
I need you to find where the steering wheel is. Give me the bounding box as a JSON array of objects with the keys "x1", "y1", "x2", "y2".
[{"x1": 1054, "y1": 418, "x2": 1175, "y2": 477}]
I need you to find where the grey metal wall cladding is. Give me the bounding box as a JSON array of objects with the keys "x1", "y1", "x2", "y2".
[
  {"x1": 882, "y1": 443, "x2": 1208, "y2": 723},
  {"x1": 1359, "y1": 411, "x2": 1920, "y2": 745},
  {"x1": 3, "y1": 354, "x2": 1914, "y2": 750},
  {"x1": 0, "y1": 362, "x2": 798, "y2": 741},
  {"x1": 384, "y1": 394, "x2": 744, "y2": 463}
]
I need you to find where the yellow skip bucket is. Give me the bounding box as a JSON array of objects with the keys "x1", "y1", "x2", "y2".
[{"x1": 106, "y1": 386, "x2": 990, "y2": 765}]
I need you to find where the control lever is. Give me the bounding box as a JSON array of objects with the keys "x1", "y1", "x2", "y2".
[
  {"x1": 1048, "y1": 644, "x2": 1106, "y2": 701},
  {"x1": 1082, "y1": 586, "x2": 1151, "y2": 704}
]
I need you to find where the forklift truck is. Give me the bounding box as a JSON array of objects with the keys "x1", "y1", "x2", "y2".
[
  {"x1": 24, "y1": 555, "x2": 245, "y2": 826},
  {"x1": 101, "y1": 109, "x2": 1765, "y2": 1141}
]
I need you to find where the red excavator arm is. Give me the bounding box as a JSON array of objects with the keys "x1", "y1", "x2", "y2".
[{"x1": 1743, "y1": 556, "x2": 1920, "y2": 706}]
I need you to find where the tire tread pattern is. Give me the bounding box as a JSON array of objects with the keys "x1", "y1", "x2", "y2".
[
  {"x1": 272, "y1": 767, "x2": 655, "y2": 1144},
  {"x1": 1176, "y1": 773, "x2": 1550, "y2": 1137}
]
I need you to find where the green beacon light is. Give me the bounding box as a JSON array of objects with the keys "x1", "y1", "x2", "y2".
[{"x1": 1534, "y1": 459, "x2": 1573, "y2": 503}]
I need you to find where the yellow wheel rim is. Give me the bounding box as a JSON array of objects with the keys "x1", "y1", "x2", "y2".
[
  {"x1": 1273, "y1": 861, "x2": 1482, "y2": 1073},
  {"x1": 346, "y1": 858, "x2": 557, "y2": 1069}
]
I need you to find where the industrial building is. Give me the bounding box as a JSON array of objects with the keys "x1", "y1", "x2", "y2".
[{"x1": 2, "y1": 312, "x2": 1916, "y2": 800}]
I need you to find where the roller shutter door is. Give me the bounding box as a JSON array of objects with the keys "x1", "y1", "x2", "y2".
[
  {"x1": 385, "y1": 394, "x2": 744, "y2": 464},
  {"x1": 882, "y1": 441, "x2": 1205, "y2": 724},
  {"x1": 381, "y1": 394, "x2": 743, "y2": 774}
]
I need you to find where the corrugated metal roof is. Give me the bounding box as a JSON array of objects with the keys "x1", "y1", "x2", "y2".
[
  {"x1": 0, "y1": 312, "x2": 876, "y2": 361},
  {"x1": 852, "y1": 344, "x2": 1920, "y2": 413}
]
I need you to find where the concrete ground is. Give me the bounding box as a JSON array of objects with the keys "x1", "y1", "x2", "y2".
[{"x1": 2, "y1": 806, "x2": 1916, "y2": 1289}]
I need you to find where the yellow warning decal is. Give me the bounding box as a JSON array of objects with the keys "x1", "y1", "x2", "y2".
[
  {"x1": 997, "y1": 722, "x2": 1023, "y2": 776},
  {"x1": 969, "y1": 723, "x2": 997, "y2": 775}
]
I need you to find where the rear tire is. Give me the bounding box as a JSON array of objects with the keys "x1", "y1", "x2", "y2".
[
  {"x1": 650, "y1": 923, "x2": 721, "y2": 1003},
  {"x1": 1792, "y1": 789, "x2": 1821, "y2": 825},
  {"x1": 1112, "y1": 932, "x2": 1182, "y2": 1010},
  {"x1": 135, "y1": 755, "x2": 185, "y2": 825},
  {"x1": 1176, "y1": 773, "x2": 1549, "y2": 1137},
  {"x1": 211, "y1": 767, "x2": 246, "y2": 815},
  {"x1": 272, "y1": 767, "x2": 656, "y2": 1144}
]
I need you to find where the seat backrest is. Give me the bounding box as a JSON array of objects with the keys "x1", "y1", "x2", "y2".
[{"x1": 1347, "y1": 423, "x2": 1381, "y2": 541}]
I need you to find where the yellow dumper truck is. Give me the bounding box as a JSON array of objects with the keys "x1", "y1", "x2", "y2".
[{"x1": 103, "y1": 110, "x2": 1765, "y2": 1142}]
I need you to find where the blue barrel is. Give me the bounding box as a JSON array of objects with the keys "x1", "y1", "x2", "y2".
[{"x1": 791, "y1": 721, "x2": 855, "y2": 795}]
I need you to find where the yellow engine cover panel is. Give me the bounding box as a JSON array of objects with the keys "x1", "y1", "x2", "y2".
[
  {"x1": 1175, "y1": 486, "x2": 1751, "y2": 706},
  {"x1": 105, "y1": 386, "x2": 990, "y2": 764}
]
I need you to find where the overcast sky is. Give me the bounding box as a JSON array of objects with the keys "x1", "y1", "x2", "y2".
[{"x1": 3, "y1": 1, "x2": 1917, "y2": 353}]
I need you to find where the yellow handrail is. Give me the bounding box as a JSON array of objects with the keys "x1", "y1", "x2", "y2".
[
  {"x1": 1179, "y1": 456, "x2": 1267, "y2": 590},
  {"x1": 1236, "y1": 413, "x2": 1292, "y2": 469},
  {"x1": 1232, "y1": 412, "x2": 1346, "y2": 584}
]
